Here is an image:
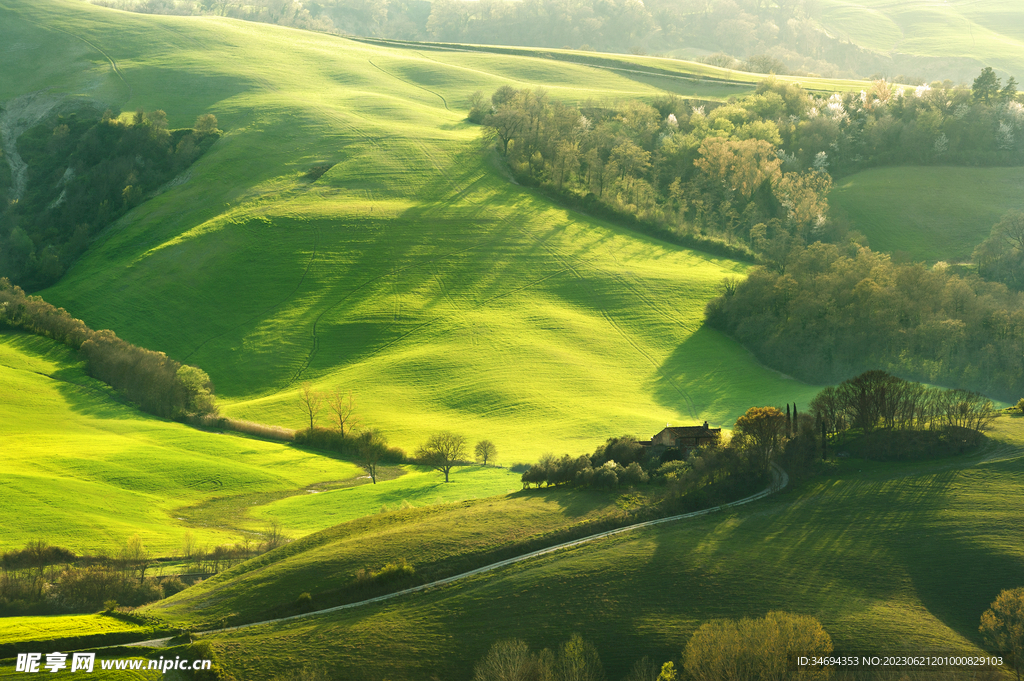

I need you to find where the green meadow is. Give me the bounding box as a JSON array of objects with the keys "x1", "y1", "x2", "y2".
[
  {"x1": 149, "y1": 486, "x2": 629, "y2": 628},
  {"x1": 202, "y1": 418, "x2": 1024, "y2": 680},
  {"x1": 0, "y1": 0, "x2": 826, "y2": 465},
  {"x1": 830, "y1": 166, "x2": 1024, "y2": 262},
  {"x1": 0, "y1": 332, "x2": 366, "y2": 553},
  {"x1": 0, "y1": 614, "x2": 149, "y2": 646},
  {"x1": 817, "y1": 0, "x2": 1024, "y2": 81}
]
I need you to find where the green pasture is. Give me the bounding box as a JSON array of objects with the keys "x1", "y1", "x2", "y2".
[
  {"x1": 0, "y1": 332, "x2": 366, "y2": 554},
  {"x1": 0, "y1": 614, "x2": 148, "y2": 646},
  {"x1": 0, "y1": 333, "x2": 555, "y2": 554},
  {"x1": 817, "y1": 0, "x2": 1024, "y2": 81},
  {"x1": 0, "y1": 0, "x2": 826, "y2": 463},
  {"x1": 831, "y1": 166, "x2": 1024, "y2": 262},
  {"x1": 202, "y1": 418, "x2": 1024, "y2": 680},
  {"x1": 250, "y1": 465, "x2": 523, "y2": 533},
  {"x1": 149, "y1": 487, "x2": 628, "y2": 628}
]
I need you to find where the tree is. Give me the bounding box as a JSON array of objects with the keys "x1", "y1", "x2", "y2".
[
  {"x1": 980, "y1": 587, "x2": 1024, "y2": 680},
  {"x1": 555, "y1": 633, "x2": 606, "y2": 681},
  {"x1": 733, "y1": 406, "x2": 787, "y2": 475},
  {"x1": 328, "y1": 389, "x2": 358, "y2": 436},
  {"x1": 475, "y1": 439, "x2": 498, "y2": 466},
  {"x1": 194, "y1": 113, "x2": 219, "y2": 135},
  {"x1": 354, "y1": 428, "x2": 389, "y2": 484},
  {"x1": 417, "y1": 431, "x2": 468, "y2": 482},
  {"x1": 299, "y1": 383, "x2": 323, "y2": 431},
  {"x1": 974, "y1": 67, "x2": 1001, "y2": 103},
  {"x1": 683, "y1": 611, "x2": 832, "y2": 681},
  {"x1": 472, "y1": 639, "x2": 540, "y2": 681},
  {"x1": 174, "y1": 365, "x2": 216, "y2": 416}
]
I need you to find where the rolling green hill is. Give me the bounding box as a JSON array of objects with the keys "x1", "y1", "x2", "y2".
[
  {"x1": 817, "y1": 0, "x2": 1024, "y2": 82},
  {"x1": 830, "y1": 166, "x2": 1024, "y2": 263},
  {"x1": 0, "y1": 331, "x2": 537, "y2": 553},
  {"x1": 1, "y1": 0, "x2": 826, "y2": 464},
  {"x1": 198, "y1": 418, "x2": 1024, "y2": 680}
]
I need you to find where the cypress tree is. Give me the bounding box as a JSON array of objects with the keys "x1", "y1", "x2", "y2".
[
  {"x1": 786, "y1": 403, "x2": 792, "y2": 437},
  {"x1": 821, "y1": 419, "x2": 827, "y2": 461}
]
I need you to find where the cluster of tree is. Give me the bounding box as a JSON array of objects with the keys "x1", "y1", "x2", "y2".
[
  {"x1": 0, "y1": 278, "x2": 218, "y2": 418},
  {"x1": 471, "y1": 612, "x2": 832, "y2": 681},
  {"x1": 477, "y1": 74, "x2": 1023, "y2": 261},
  {"x1": 810, "y1": 371, "x2": 996, "y2": 460},
  {"x1": 1, "y1": 537, "x2": 164, "y2": 615},
  {"x1": 472, "y1": 634, "x2": 612, "y2": 681},
  {"x1": 1, "y1": 110, "x2": 219, "y2": 290},
  {"x1": 520, "y1": 430, "x2": 772, "y2": 508},
  {"x1": 706, "y1": 242, "x2": 1024, "y2": 401}
]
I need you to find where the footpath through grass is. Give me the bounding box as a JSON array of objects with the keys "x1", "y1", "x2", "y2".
[{"x1": 201, "y1": 418, "x2": 1024, "y2": 680}]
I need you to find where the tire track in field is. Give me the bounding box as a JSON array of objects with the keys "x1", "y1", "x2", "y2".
[
  {"x1": 183, "y1": 220, "x2": 321, "y2": 362},
  {"x1": 30, "y1": 21, "x2": 133, "y2": 102},
  {"x1": 290, "y1": 231, "x2": 511, "y2": 382},
  {"x1": 510, "y1": 221, "x2": 701, "y2": 418},
  {"x1": 367, "y1": 57, "x2": 451, "y2": 111},
  {"x1": 125, "y1": 464, "x2": 788, "y2": 647}
]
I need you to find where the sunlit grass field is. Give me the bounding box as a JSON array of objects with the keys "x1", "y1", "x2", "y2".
[
  {"x1": 831, "y1": 166, "x2": 1024, "y2": 262},
  {"x1": 0, "y1": 332, "x2": 365, "y2": 553},
  {"x1": 0, "y1": 0, "x2": 826, "y2": 464},
  {"x1": 201, "y1": 418, "x2": 1024, "y2": 680},
  {"x1": 0, "y1": 614, "x2": 149, "y2": 646}
]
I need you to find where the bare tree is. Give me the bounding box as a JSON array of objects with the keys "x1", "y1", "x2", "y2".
[
  {"x1": 416, "y1": 431, "x2": 468, "y2": 482},
  {"x1": 472, "y1": 639, "x2": 540, "y2": 681},
  {"x1": 474, "y1": 439, "x2": 498, "y2": 466},
  {"x1": 299, "y1": 383, "x2": 323, "y2": 432},
  {"x1": 328, "y1": 389, "x2": 359, "y2": 436},
  {"x1": 356, "y1": 428, "x2": 388, "y2": 484}
]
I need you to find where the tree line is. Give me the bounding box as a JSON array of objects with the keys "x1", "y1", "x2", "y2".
[
  {"x1": 1, "y1": 109, "x2": 219, "y2": 290},
  {"x1": 1, "y1": 528, "x2": 288, "y2": 616},
  {"x1": 471, "y1": 612, "x2": 834, "y2": 681},
  {"x1": 0, "y1": 278, "x2": 217, "y2": 419},
  {"x1": 476, "y1": 74, "x2": 1024, "y2": 260}
]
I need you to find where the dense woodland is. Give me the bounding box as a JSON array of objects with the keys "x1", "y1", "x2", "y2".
[
  {"x1": 476, "y1": 75, "x2": 1024, "y2": 400},
  {"x1": 0, "y1": 110, "x2": 219, "y2": 290},
  {"x1": 90, "y1": 0, "x2": 976, "y2": 82}
]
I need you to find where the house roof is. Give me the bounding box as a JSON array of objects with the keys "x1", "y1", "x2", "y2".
[{"x1": 659, "y1": 425, "x2": 721, "y2": 436}]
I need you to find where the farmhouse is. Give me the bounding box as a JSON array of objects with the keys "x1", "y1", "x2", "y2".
[{"x1": 641, "y1": 422, "x2": 721, "y2": 450}]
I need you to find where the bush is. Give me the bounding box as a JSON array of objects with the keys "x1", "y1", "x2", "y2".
[{"x1": 294, "y1": 592, "x2": 313, "y2": 611}]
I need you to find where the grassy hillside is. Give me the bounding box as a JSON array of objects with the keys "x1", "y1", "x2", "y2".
[
  {"x1": 830, "y1": 166, "x2": 1024, "y2": 263},
  {"x1": 0, "y1": 332, "x2": 538, "y2": 552},
  {"x1": 817, "y1": 0, "x2": 1024, "y2": 82},
  {"x1": 0, "y1": 0, "x2": 826, "y2": 463},
  {"x1": 0, "y1": 332, "x2": 363, "y2": 553},
  {"x1": 147, "y1": 487, "x2": 630, "y2": 629},
  {"x1": 201, "y1": 418, "x2": 1024, "y2": 680}
]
